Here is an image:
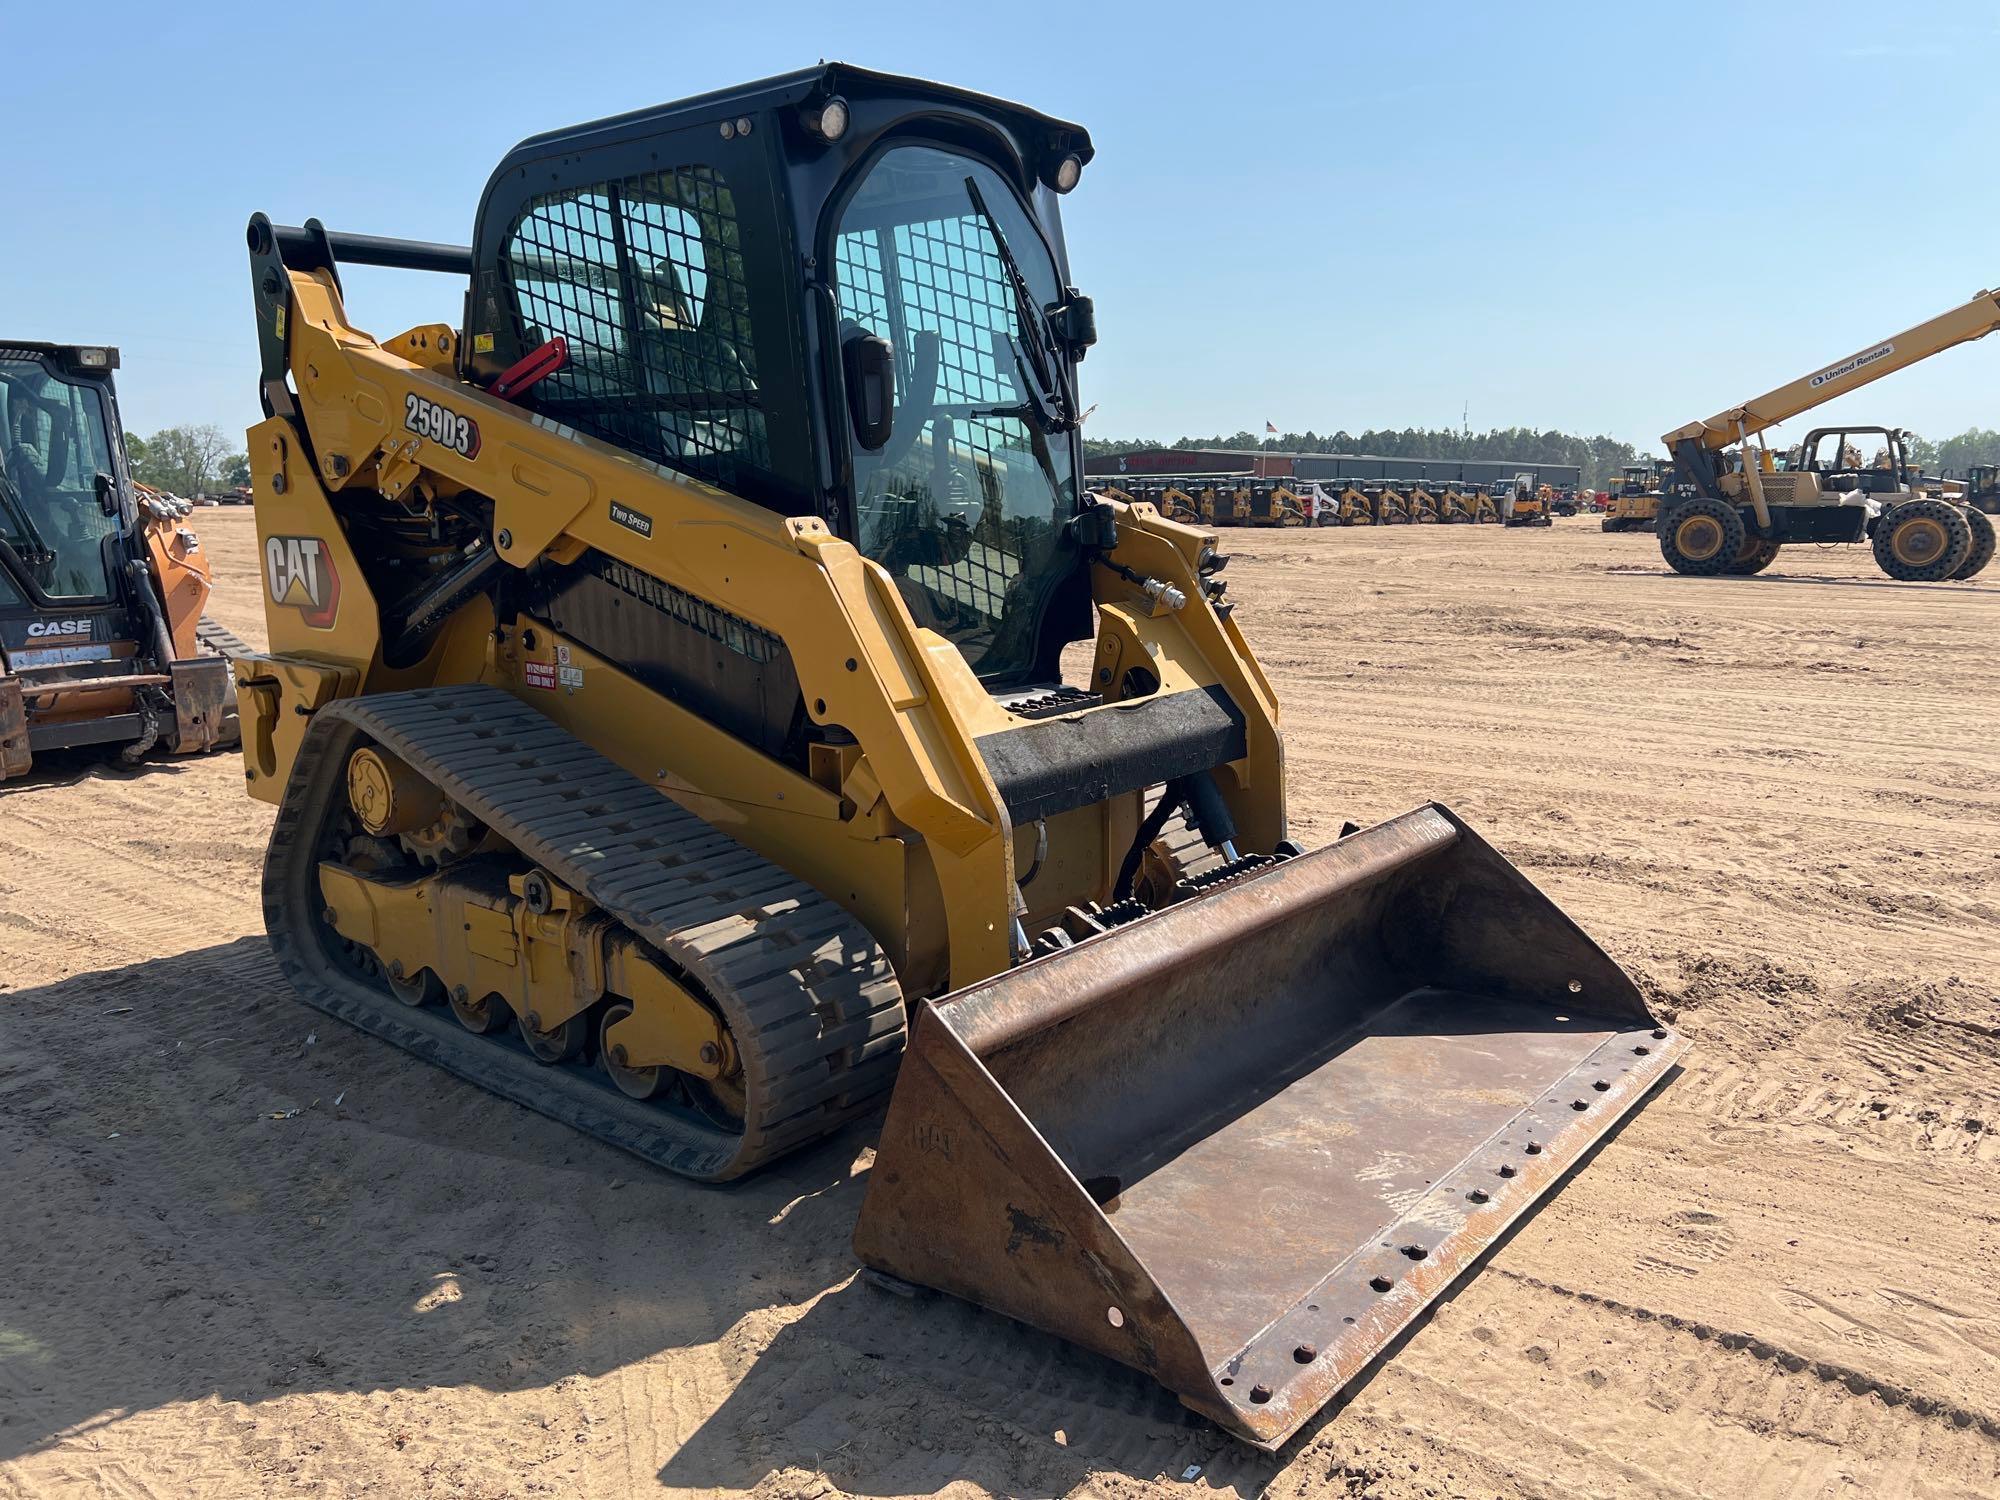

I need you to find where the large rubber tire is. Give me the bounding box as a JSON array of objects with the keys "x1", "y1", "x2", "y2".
[
  {"x1": 1727, "y1": 537, "x2": 1782, "y2": 576},
  {"x1": 1658, "y1": 497, "x2": 1745, "y2": 576},
  {"x1": 1873, "y1": 499, "x2": 1972, "y2": 582},
  {"x1": 1951, "y1": 505, "x2": 1995, "y2": 580}
]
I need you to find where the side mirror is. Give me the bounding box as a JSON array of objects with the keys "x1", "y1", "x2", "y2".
[
  {"x1": 94, "y1": 470, "x2": 119, "y2": 515},
  {"x1": 843, "y1": 331, "x2": 895, "y2": 451}
]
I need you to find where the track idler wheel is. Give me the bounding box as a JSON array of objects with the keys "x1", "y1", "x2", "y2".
[
  {"x1": 385, "y1": 964, "x2": 444, "y2": 1008},
  {"x1": 598, "y1": 1001, "x2": 669, "y2": 1100},
  {"x1": 520, "y1": 1008, "x2": 590, "y2": 1064},
  {"x1": 450, "y1": 985, "x2": 509, "y2": 1035},
  {"x1": 1873, "y1": 499, "x2": 1972, "y2": 581},
  {"x1": 1658, "y1": 497, "x2": 1745, "y2": 576}
]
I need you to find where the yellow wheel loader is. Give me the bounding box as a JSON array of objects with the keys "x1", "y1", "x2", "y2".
[
  {"x1": 236, "y1": 65, "x2": 1683, "y2": 1450},
  {"x1": 1601, "y1": 462, "x2": 1666, "y2": 533},
  {"x1": 0, "y1": 342, "x2": 240, "y2": 780}
]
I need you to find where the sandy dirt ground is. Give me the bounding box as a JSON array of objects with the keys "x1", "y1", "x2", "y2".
[{"x1": 2, "y1": 507, "x2": 1997, "y2": 1499}]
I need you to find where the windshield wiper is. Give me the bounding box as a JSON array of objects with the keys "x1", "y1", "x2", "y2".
[
  {"x1": 0, "y1": 469, "x2": 54, "y2": 567},
  {"x1": 962, "y1": 176, "x2": 1077, "y2": 435}
]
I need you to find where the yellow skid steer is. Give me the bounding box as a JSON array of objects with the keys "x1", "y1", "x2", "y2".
[{"x1": 236, "y1": 65, "x2": 1683, "y2": 1449}]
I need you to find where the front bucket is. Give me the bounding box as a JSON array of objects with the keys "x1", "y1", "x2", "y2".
[{"x1": 854, "y1": 803, "x2": 1687, "y2": 1449}]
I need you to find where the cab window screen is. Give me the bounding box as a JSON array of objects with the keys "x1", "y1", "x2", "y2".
[{"x1": 501, "y1": 165, "x2": 768, "y2": 490}]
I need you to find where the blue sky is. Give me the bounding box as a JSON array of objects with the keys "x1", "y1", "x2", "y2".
[{"x1": 7, "y1": 0, "x2": 1998, "y2": 455}]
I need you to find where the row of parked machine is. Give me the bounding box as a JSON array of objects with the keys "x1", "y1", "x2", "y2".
[{"x1": 1095, "y1": 474, "x2": 1568, "y2": 528}]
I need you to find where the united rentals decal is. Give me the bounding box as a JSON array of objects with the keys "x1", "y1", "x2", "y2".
[
  {"x1": 264, "y1": 535, "x2": 342, "y2": 629},
  {"x1": 1808, "y1": 342, "x2": 1894, "y2": 389}
]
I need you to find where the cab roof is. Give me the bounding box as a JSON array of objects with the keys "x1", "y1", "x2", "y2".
[{"x1": 490, "y1": 62, "x2": 1094, "y2": 173}]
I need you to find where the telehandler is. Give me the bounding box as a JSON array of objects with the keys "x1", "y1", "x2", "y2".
[
  {"x1": 1659, "y1": 286, "x2": 2000, "y2": 580},
  {"x1": 0, "y1": 341, "x2": 240, "y2": 779},
  {"x1": 236, "y1": 64, "x2": 1683, "y2": 1449}
]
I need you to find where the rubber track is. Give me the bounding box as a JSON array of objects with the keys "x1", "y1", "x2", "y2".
[
  {"x1": 194, "y1": 614, "x2": 252, "y2": 658},
  {"x1": 263, "y1": 684, "x2": 906, "y2": 1181}
]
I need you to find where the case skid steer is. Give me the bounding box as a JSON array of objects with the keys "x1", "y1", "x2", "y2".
[
  {"x1": 0, "y1": 342, "x2": 239, "y2": 780},
  {"x1": 236, "y1": 64, "x2": 1684, "y2": 1449}
]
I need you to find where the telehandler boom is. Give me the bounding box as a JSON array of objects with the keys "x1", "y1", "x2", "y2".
[{"x1": 236, "y1": 64, "x2": 1683, "y2": 1448}]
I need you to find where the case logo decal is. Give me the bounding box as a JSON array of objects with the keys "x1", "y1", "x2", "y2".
[
  {"x1": 26, "y1": 618, "x2": 94, "y2": 641},
  {"x1": 265, "y1": 535, "x2": 342, "y2": 629}
]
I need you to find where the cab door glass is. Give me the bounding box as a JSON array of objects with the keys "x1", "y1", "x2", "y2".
[{"x1": 0, "y1": 360, "x2": 119, "y2": 600}]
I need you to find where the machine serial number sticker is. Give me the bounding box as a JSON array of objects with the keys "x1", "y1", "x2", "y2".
[
  {"x1": 523, "y1": 662, "x2": 557, "y2": 690},
  {"x1": 609, "y1": 501, "x2": 653, "y2": 538},
  {"x1": 404, "y1": 393, "x2": 481, "y2": 459}
]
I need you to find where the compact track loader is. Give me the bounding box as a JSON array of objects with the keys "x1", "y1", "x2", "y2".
[
  {"x1": 1402, "y1": 484, "x2": 1442, "y2": 524},
  {"x1": 1331, "y1": 483, "x2": 1376, "y2": 525},
  {"x1": 1246, "y1": 481, "x2": 1310, "y2": 527},
  {"x1": 0, "y1": 342, "x2": 239, "y2": 779},
  {"x1": 1434, "y1": 485, "x2": 1475, "y2": 524},
  {"x1": 1368, "y1": 485, "x2": 1411, "y2": 524},
  {"x1": 237, "y1": 64, "x2": 1683, "y2": 1449}
]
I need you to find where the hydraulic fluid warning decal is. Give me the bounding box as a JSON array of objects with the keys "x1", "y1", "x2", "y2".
[
  {"x1": 404, "y1": 393, "x2": 481, "y2": 458},
  {"x1": 264, "y1": 535, "x2": 341, "y2": 630},
  {"x1": 1809, "y1": 342, "x2": 1893, "y2": 389},
  {"x1": 524, "y1": 657, "x2": 582, "y2": 691},
  {"x1": 609, "y1": 500, "x2": 653, "y2": 537}
]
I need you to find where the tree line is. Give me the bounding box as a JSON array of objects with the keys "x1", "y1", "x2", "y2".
[
  {"x1": 123, "y1": 425, "x2": 250, "y2": 498},
  {"x1": 1084, "y1": 427, "x2": 1642, "y2": 489},
  {"x1": 1086, "y1": 425, "x2": 2000, "y2": 490}
]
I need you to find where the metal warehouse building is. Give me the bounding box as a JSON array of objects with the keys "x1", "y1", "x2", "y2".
[{"x1": 1085, "y1": 447, "x2": 1583, "y2": 490}]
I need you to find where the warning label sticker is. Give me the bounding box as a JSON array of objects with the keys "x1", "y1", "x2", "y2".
[{"x1": 524, "y1": 661, "x2": 557, "y2": 690}]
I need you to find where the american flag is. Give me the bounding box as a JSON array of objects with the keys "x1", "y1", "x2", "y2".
[{"x1": 1265, "y1": 421, "x2": 1278, "y2": 434}]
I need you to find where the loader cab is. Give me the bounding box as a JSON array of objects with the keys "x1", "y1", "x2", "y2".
[
  {"x1": 1797, "y1": 425, "x2": 1910, "y2": 495},
  {"x1": 0, "y1": 344, "x2": 128, "y2": 611},
  {"x1": 465, "y1": 64, "x2": 1098, "y2": 688}
]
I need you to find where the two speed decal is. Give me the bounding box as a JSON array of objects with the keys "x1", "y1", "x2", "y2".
[{"x1": 404, "y1": 393, "x2": 481, "y2": 459}]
